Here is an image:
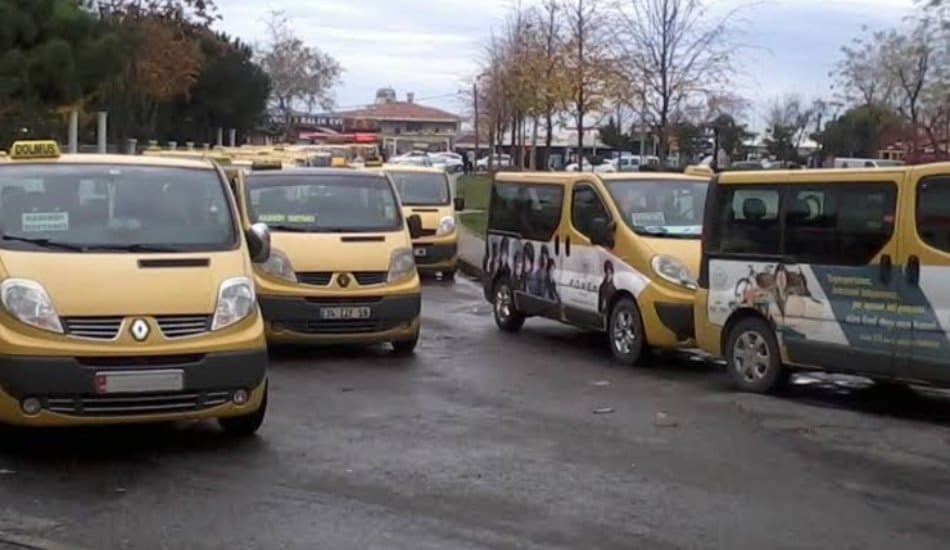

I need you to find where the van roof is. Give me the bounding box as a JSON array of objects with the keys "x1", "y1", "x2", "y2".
[
  {"x1": 245, "y1": 167, "x2": 387, "y2": 179},
  {"x1": 600, "y1": 172, "x2": 707, "y2": 182},
  {"x1": 716, "y1": 162, "x2": 950, "y2": 185},
  {"x1": 379, "y1": 164, "x2": 445, "y2": 174},
  {"x1": 493, "y1": 171, "x2": 707, "y2": 184},
  {"x1": 0, "y1": 153, "x2": 218, "y2": 170}
]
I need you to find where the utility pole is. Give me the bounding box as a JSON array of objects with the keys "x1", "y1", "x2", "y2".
[{"x1": 473, "y1": 81, "x2": 479, "y2": 164}]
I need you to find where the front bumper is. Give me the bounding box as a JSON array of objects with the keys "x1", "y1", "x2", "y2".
[
  {"x1": 412, "y1": 242, "x2": 458, "y2": 272},
  {"x1": 0, "y1": 349, "x2": 268, "y2": 426},
  {"x1": 259, "y1": 293, "x2": 421, "y2": 344}
]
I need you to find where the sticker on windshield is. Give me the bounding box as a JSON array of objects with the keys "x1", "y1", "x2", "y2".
[
  {"x1": 21, "y1": 212, "x2": 69, "y2": 232},
  {"x1": 664, "y1": 225, "x2": 702, "y2": 235},
  {"x1": 630, "y1": 211, "x2": 666, "y2": 227},
  {"x1": 287, "y1": 214, "x2": 316, "y2": 223},
  {"x1": 258, "y1": 213, "x2": 286, "y2": 223}
]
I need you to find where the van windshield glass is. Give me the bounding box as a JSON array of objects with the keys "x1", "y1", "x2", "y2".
[
  {"x1": 246, "y1": 174, "x2": 402, "y2": 232},
  {"x1": 605, "y1": 179, "x2": 708, "y2": 238},
  {"x1": 387, "y1": 171, "x2": 450, "y2": 205},
  {"x1": 0, "y1": 164, "x2": 235, "y2": 253}
]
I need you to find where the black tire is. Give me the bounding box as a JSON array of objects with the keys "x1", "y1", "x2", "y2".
[
  {"x1": 492, "y1": 279, "x2": 525, "y2": 332},
  {"x1": 607, "y1": 296, "x2": 646, "y2": 365},
  {"x1": 218, "y1": 385, "x2": 267, "y2": 437},
  {"x1": 392, "y1": 329, "x2": 420, "y2": 355},
  {"x1": 724, "y1": 317, "x2": 788, "y2": 393}
]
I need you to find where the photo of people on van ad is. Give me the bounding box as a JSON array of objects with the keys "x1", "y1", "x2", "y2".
[{"x1": 486, "y1": 234, "x2": 649, "y2": 317}]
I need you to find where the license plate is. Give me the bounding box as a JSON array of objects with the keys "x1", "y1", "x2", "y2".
[
  {"x1": 320, "y1": 306, "x2": 372, "y2": 320},
  {"x1": 95, "y1": 370, "x2": 184, "y2": 394},
  {"x1": 414, "y1": 247, "x2": 427, "y2": 257}
]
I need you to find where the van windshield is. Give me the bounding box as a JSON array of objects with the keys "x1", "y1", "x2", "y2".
[
  {"x1": 246, "y1": 174, "x2": 402, "y2": 232},
  {"x1": 387, "y1": 171, "x2": 450, "y2": 205},
  {"x1": 0, "y1": 164, "x2": 236, "y2": 252},
  {"x1": 605, "y1": 179, "x2": 708, "y2": 239}
]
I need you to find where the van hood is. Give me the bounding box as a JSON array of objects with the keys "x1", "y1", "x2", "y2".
[
  {"x1": 272, "y1": 231, "x2": 410, "y2": 272},
  {"x1": 0, "y1": 251, "x2": 248, "y2": 316},
  {"x1": 638, "y1": 237, "x2": 701, "y2": 279},
  {"x1": 401, "y1": 205, "x2": 452, "y2": 231}
]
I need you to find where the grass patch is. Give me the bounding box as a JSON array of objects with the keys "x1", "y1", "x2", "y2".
[
  {"x1": 459, "y1": 211, "x2": 487, "y2": 236},
  {"x1": 456, "y1": 174, "x2": 492, "y2": 211}
]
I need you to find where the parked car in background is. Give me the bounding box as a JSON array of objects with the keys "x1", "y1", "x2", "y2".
[
  {"x1": 431, "y1": 152, "x2": 464, "y2": 173},
  {"x1": 565, "y1": 160, "x2": 616, "y2": 173},
  {"x1": 390, "y1": 155, "x2": 433, "y2": 167},
  {"x1": 476, "y1": 154, "x2": 513, "y2": 170}
]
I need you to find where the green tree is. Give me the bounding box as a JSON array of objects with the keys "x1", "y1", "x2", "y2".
[
  {"x1": 598, "y1": 116, "x2": 632, "y2": 149},
  {"x1": 818, "y1": 105, "x2": 899, "y2": 158}
]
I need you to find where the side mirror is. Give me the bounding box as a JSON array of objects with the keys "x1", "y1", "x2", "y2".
[
  {"x1": 454, "y1": 197, "x2": 465, "y2": 211},
  {"x1": 407, "y1": 214, "x2": 423, "y2": 239},
  {"x1": 246, "y1": 222, "x2": 271, "y2": 263}
]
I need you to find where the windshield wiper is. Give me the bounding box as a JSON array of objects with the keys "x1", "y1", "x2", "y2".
[
  {"x1": 1, "y1": 234, "x2": 87, "y2": 252},
  {"x1": 267, "y1": 224, "x2": 312, "y2": 233},
  {"x1": 84, "y1": 243, "x2": 183, "y2": 253}
]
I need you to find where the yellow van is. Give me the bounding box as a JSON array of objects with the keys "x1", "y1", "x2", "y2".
[
  {"x1": 0, "y1": 141, "x2": 271, "y2": 433},
  {"x1": 234, "y1": 166, "x2": 424, "y2": 353},
  {"x1": 382, "y1": 165, "x2": 464, "y2": 280},
  {"x1": 695, "y1": 163, "x2": 950, "y2": 392},
  {"x1": 483, "y1": 171, "x2": 708, "y2": 364}
]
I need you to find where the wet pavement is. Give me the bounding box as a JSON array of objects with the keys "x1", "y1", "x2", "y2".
[{"x1": 1, "y1": 276, "x2": 950, "y2": 549}]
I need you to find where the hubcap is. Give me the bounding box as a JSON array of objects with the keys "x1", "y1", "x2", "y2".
[
  {"x1": 495, "y1": 286, "x2": 512, "y2": 320},
  {"x1": 612, "y1": 310, "x2": 637, "y2": 354},
  {"x1": 732, "y1": 331, "x2": 771, "y2": 382}
]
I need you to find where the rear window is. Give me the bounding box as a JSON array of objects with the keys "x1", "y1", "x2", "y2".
[{"x1": 388, "y1": 171, "x2": 450, "y2": 205}]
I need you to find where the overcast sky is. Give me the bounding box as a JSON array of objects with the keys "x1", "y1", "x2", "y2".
[{"x1": 216, "y1": 0, "x2": 917, "y2": 130}]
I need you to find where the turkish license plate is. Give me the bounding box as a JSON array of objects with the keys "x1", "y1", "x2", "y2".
[
  {"x1": 414, "y1": 247, "x2": 427, "y2": 257},
  {"x1": 320, "y1": 306, "x2": 372, "y2": 320},
  {"x1": 95, "y1": 370, "x2": 184, "y2": 394}
]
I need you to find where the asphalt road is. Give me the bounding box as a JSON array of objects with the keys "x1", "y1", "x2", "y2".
[{"x1": 1, "y1": 276, "x2": 950, "y2": 550}]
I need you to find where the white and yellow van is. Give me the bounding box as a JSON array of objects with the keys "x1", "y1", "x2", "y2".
[
  {"x1": 696, "y1": 162, "x2": 950, "y2": 392},
  {"x1": 483, "y1": 171, "x2": 708, "y2": 364},
  {"x1": 234, "y1": 166, "x2": 424, "y2": 353},
  {"x1": 380, "y1": 165, "x2": 463, "y2": 280},
  {"x1": 0, "y1": 141, "x2": 271, "y2": 433}
]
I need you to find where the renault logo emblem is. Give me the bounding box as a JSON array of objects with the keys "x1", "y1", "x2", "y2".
[
  {"x1": 130, "y1": 319, "x2": 150, "y2": 341},
  {"x1": 338, "y1": 274, "x2": 350, "y2": 287}
]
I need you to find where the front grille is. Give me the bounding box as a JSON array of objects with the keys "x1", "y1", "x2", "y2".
[
  {"x1": 45, "y1": 390, "x2": 232, "y2": 416},
  {"x1": 353, "y1": 271, "x2": 387, "y2": 285},
  {"x1": 297, "y1": 272, "x2": 332, "y2": 286},
  {"x1": 304, "y1": 296, "x2": 383, "y2": 305},
  {"x1": 156, "y1": 315, "x2": 210, "y2": 339},
  {"x1": 283, "y1": 320, "x2": 380, "y2": 334},
  {"x1": 63, "y1": 317, "x2": 123, "y2": 340}
]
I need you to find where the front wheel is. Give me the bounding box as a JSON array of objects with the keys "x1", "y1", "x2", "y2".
[
  {"x1": 218, "y1": 384, "x2": 267, "y2": 437},
  {"x1": 608, "y1": 297, "x2": 646, "y2": 366},
  {"x1": 493, "y1": 280, "x2": 525, "y2": 332},
  {"x1": 725, "y1": 317, "x2": 788, "y2": 393},
  {"x1": 392, "y1": 328, "x2": 420, "y2": 355}
]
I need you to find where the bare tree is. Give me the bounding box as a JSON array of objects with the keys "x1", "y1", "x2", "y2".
[
  {"x1": 832, "y1": 28, "x2": 896, "y2": 107},
  {"x1": 258, "y1": 10, "x2": 342, "y2": 139},
  {"x1": 562, "y1": 0, "x2": 616, "y2": 157},
  {"x1": 612, "y1": 0, "x2": 742, "y2": 164}
]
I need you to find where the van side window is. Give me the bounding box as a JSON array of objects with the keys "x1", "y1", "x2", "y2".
[
  {"x1": 488, "y1": 181, "x2": 564, "y2": 241},
  {"x1": 715, "y1": 187, "x2": 780, "y2": 255},
  {"x1": 488, "y1": 181, "x2": 521, "y2": 234},
  {"x1": 917, "y1": 176, "x2": 950, "y2": 252},
  {"x1": 785, "y1": 184, "x2": 896, "y2": 265},
  {"x1": 571, "y1": 184, "x2": 610, "y2": 240}
]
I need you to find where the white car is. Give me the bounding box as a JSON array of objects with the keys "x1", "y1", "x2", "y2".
[
  {"x1": 431, "y1": 152, "x2": 464, "y2": 173},
  {"x1": 476, "y1": 154, "x2": 512, "y2": 170},
  {"x1": 565, "y1": 160, "x2": 616, "y2": 173},
  {"x1": 390, "y1": 156, "x2": 433, "y2": 167}
]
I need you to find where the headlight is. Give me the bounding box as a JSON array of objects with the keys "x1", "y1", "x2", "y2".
[
  {"x1": 387, "y1": 247, "x2": 417, "y2": 283},
  {"x1": 436, "y1": 215, "x2": 456, "y2": 236},
  {"x1": 0, "y1": 279, "x2": 63, "y2": 333},
  {"x1": 211, "y1": 277, "x2": 256, "y2": 331},
  {"x1": 257, "y1": 248, "x2": 297, "y2": 283},
  {"x1": 651, "y1": 255, "x2": 697, "y2": 290}
]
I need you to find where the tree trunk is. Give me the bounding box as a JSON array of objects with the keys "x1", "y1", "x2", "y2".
[
  {"x1": 530, "y1": 117, "x2": 539, "y2": 170},
  {"x1": 545, "y1": 108, "x2": 554, "y2": 170}
]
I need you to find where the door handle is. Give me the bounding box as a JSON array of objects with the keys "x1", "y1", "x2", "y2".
[
  {"x1": 880, "y1": 254, "x2": 892, "y2": 284},
  {"x1": 555, "y1": 235, "x2": 559, "y2": 255},
  {"x1": 907, "y1": 255, "x2": 920, "y2": 286}
]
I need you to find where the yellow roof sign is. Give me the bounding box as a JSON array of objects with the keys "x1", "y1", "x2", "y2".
[
  {"x1": 251, "y1": 159, "x2": 283, "y2": 171},
  {"x1": 10, "y1": 140, "x2": 60, "y2": 160}
]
